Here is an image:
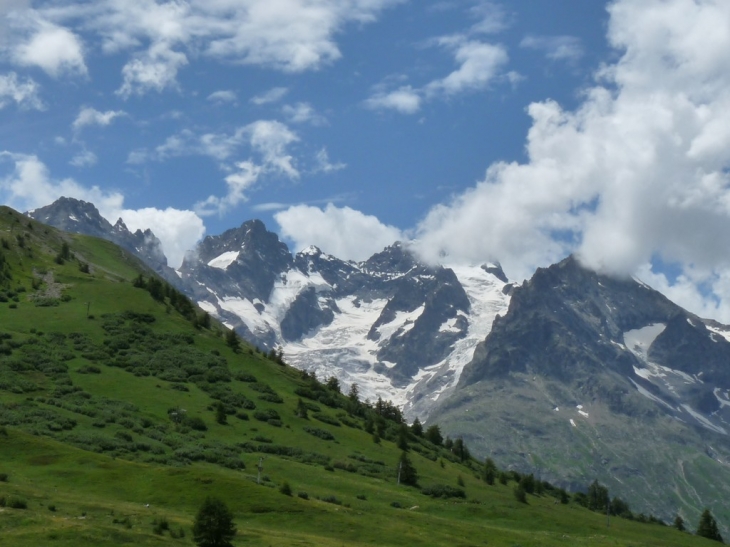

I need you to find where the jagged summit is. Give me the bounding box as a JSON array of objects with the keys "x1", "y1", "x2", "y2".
[{"x1": 27, "y1": 196, "x2": 174, "y2": 282}]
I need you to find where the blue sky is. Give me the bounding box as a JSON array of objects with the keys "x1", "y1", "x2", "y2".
[{"x1": 2, "y1": 0, "x2": 730, "y2": 322}]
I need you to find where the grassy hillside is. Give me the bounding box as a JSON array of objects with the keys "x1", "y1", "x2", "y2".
[{"x1": 0, "y1": 206, "x2": 720, "y2": 546}]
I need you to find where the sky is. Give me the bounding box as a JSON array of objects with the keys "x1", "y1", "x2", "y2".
[{"x1": 2, "y1": 1, "x2": 730, "y2": 322}]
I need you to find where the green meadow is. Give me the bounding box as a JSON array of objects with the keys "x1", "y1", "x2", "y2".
[{"x1": 0, "y1": 207, "x2": 720, "y2": 546}]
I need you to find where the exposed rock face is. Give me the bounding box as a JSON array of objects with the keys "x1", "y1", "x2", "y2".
[
  {"x1": 430, "y1": 256, "x2": 730, "y2": 529},
  {"x1": 27, "y1": 197, "x2": 177, "y2": 284}
]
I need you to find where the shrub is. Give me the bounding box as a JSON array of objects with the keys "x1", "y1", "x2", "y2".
[
  {"x1": 303, "y1": 426, "x2": 335, "y2": 441},
  {"x1": 48, "y1": 504, "x2": 56, "y2": 512},
  {"x1": 297, "y1": 492, "x2": 309, "y2": 500},
  {"x1": 321, "y1": 495, "x2": 341, "y2": 505},
  {"x1": 356, "y1": 494, "x2": 367, "y2": 501},
  {"x1": 0, "y1": 473, "x2": 8, "y2": 482},
  {"x1": 514, "y1": 485, "x2": 527, "y2": 504},
  {"x1": 279, "y1": 482, "x2": 292, "y2": 496},
  {"x1": 313, "y1": 413, "x2": 340, "y2": 427},
  {"x1": 8, "y1": 497, "x2": 27, "y2": 509},
  {"x1": 253, "y1": 409, "x2": 280, "y2": 422},
  {"x1": 390, "y1": 501, "x2": 402, "y2": 508},
  {"x1": 422, "y1": 484, "x2": 466, "y2": 499}
]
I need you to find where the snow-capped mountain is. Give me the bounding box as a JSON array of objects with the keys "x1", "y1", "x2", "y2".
[
  {"x1": 27, "y1": 197, "x2": 730, "y2": 525},
  {"x1": 429, "y1": 256, "x2": 730, "y2": 525},
  {"x1": 178, "y1": 219, "x2": 512, "y2": 415}
]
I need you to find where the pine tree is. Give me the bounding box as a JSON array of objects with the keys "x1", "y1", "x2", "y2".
[
  {"x1": 425, "y1": 424, "x2": 443, "y2": 446},
  {"x1": 483, "y1": 457, "x2": 497, "y2": 485},
  {"x1": 697, "y1": 508, "x2": 723, "y2": 542},
  {"x1": 192, "y1": 497, "x2": 237, "y2": 547},
  {"x1": 225, "y1": 328, "x2": 240, "y2": 352},
  {"x1": 397, "y1": 451, "x2": 418, "y2": 486},
  {"x1": 411, "y1": 417, "x2": 423, "y2": 437},
  {"x1": 295, "y1": 398, "x2": 309, "y2": 419},
  {"x1": 673, "y1": 514, "x2": 685, "y2": 532}
]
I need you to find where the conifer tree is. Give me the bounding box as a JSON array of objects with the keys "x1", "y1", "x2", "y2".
[
  {"x1": 193, "y1": 497, "x2": 237, "y2": 547},
  {"x1": 697, "y1": 508, "x2": 723, "y2": 542},
  {"x1": 397, "y1": 451, "x2": 418, "y2": 486},
  {"x1": 425, "y1": 424, "x2": 443, "y2": 446},
  {"x1": 483, "y1": 458, "x2": 497, "y2": 485},
  {"x1": 673, "y1": 514, "x2": 685, "y2": 532},
  {"x1": 411, "y1": 417, "x2": 423, "y2": 437}
]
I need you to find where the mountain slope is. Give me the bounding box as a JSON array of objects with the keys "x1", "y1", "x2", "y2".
[
  {"x1": 429, "y1": 256, "x2": 730, "y2": 529},
  {"x1": 0, "y1": 206, "x2": 711, "y2": 546}
]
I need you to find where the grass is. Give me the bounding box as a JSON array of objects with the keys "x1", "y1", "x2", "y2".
[{"x1": 0, "y1": 206, "x2": 720, "y2": 545}]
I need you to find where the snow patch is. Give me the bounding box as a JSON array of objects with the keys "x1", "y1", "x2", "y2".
[
  {"x1": 207, "y1": 251, "x2": 240, "y2": 270},
  {"x1": 681, "y1": 404, "x2": 727, "y2": 435},
  {"x1": 377, "y1": 306, "x2": 425, "y2": 341},
  {"x1": 623, "y1": 323, "x2": 666, "y2": 360},
  {"x1": 69, "y1": 214, "x2": 78, "y2": 222},
  {"x1": 629, "y1": 378, "x2": 675, "y2": 411},
  {"x1": 570, "y1": 419, "x2": 577, "y2": 427}
]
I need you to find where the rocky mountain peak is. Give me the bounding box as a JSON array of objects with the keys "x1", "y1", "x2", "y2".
[{"x1": 27, "y1": 196, "x2": 173, "y2": 279}]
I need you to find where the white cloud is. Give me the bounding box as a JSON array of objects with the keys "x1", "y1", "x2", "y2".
[
  {"x1": 364, "y1": 85, "x2": 422, "y2": 114},
  {"x1": 69, "y1": 149, "x2": 97, "y2": 168},
  {"x1": 0, "y1": 151, "x2": 203, "y2": 269},
  {"x1": 118, "y1": 207, "x2": 205, "y2": 269},
  {"x1": 251, "y1": 86, "x2": 289, "y2": 105},
  {"x1": 520, "y1": 35, "x2": 584, "y2": 63},
  {"x1": 365, "y1": 13, "x2": 510, "y2": 114},
  {"x1": 282, "y1": 102, "x2": 326, "y2": 125},
  {"x1": 10, "y1": 16, "x2": 87, "y2": 77},
  {"x1": 20, "y1": 0, "x2": 400, "y2": 95},
  {"x1": 275, "y1": 203, "x2": 404, "y2": 261},
  {"x1": 0, "y1": 72, "x2": 43, "y2": 110},
  {"x1": 412, "y1": 0, "x2": 730, "y2": 321},
  {"x1": 193, "y1": 120, "x2": 300, "y2": 216},
  {"x1": 424, "y1": 38, "x2": 509, "y2": 97},
  {"x1": 313, "y1": 148, "x2": 346, "y2": 173},
  {"x1": 0, "y1": 151, "x2": 123, "y2": 215},
  {"x1": 207, "y1": 90, "x2": 237, "y2": 103},
  {"x1": 72, "y1": 107, "x2": 126, "y2": 130},
  {"x1": 117, "y1": 43, "x2": 188, "y2": 97}
]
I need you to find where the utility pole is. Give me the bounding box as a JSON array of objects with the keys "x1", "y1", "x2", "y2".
[{"x1": 397, "y1": 461, "x2": 402, "y2": 485}]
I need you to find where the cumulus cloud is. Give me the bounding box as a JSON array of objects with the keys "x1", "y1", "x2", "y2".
[
  {"x1": 9, "y1": 15, "x2": 87, "y2": 77},
  {"x1": 411, "y1": 0, "x2": 730, "y2": 321},
  {"x1": 424, "y1": 37, "x2": 509, "y2": 97},
  {"x1": 0, "y1": 151, "x2": 123, "y2": 215},
  {"x1": 17, "y1": 0, "x2": 400, "y2": 95},
  {"x1": 0, "y1": 72, "x2": 43, "y2": 110},
  {"x1": 520, "y1": 35, "x2": 584, "y2": 63},
  {"x1": 118, "y1": 207, "x2": 205, "y2": 269},
  {"x1": 365, "y1": 7, "x2": 510, "y2": 114},
  {"x1": 313, "y1": 148, "x2": 346, "y2": 173},
  {"x1": 0, "y1": 151, "x2": 203, "y2": 268},
  {"x1": 72, "y1": 106, "x2": 126, "y2": 130},
  {"x1": 193, "y1": 120, "x2": 300, "y2": 216},
  {"x1": 207, "y1": 90, "x2": 237, "y2": 104},
  {"x1": 251, "y1": 86, "x2": 289, "y2": 105},
  {"x1": 117, "y1": 43, "x2": 188, "y2": 97},
  {"x1": 69, "y1": 149, "x2": 97, "y2": 168},
  {"x1": 282, "y1": 102, "x2": 326, "y2": 125},
  {"x1": 364, "y1": 85, "x2": 422, "y2": 114},
  {"x1": 275, "y1": 203, "x2": 405, "y2": 261}
]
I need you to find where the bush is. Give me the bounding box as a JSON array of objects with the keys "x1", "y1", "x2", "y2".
[
  {"x1": 253, "y1": 409, "x2": 281, "y2": 422},
  {"x1": 422, "y1": 484, "x2": 466, "y2": 499},
  {"x1": 313, "y1": 413, "x2": 340, "y2": 427},
  {"x1": 279, "y1": 482, "x2": 292, "y2": 496},
  {"x1": 48, "y1": 504, "x2": 56, "y2": 512},
  {"x1": 297, "y1": 492, "x2": 309, "y2": 500},
  {"x1": 514, "y1": 485, "x2": 527, "y2": 504},
  {"x1": 8, "y1": 497, "x2": 27, "y2": 509},
  {"x1": 0, "y1": 473, "x2": 8, "y2": 482},
  {"x1": 303, "y1": 426, "x2": 335, "y2": 441},
  {"x1": 321, "y1": 495, "x2": 342, "y2": 505},
  {"x1": 390, "y1": 501, "x2": 402, "y2": 508}
]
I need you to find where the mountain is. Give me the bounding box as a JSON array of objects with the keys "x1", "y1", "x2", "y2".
[
  {"x1": 177, "y1": 219, "x2": 511, "y2": 415},
  {"x1": 26, "y1": 197, "x2": 179, "y2": 285},
  {"x1": 27, "y1": 197, "x2": 730, "y2": 529},
  {"x1": 1, "y1": 205, "x2": 705, "y2": 547},
  {"x1": 428, "y1": 256, "x2": 730, "y2": 526}
]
